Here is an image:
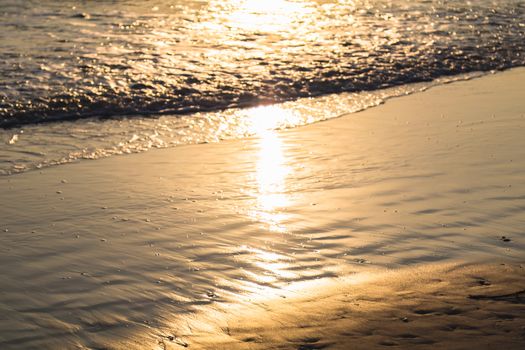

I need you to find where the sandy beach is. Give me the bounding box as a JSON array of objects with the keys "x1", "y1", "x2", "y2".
[
  {"x1": 1, "y1": 68, "x2": 525, "y2": 349},
  {"x1": 185, "y1": 263, "x2": 525, "y2": 350}
]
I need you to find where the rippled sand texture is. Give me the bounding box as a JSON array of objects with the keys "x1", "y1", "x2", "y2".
[
  {"x1": 187, "y1": 263, "x2": 525, "y2": 349},
  {"x1": 1, "y1": 69, "x2": 524, "y2": 348},
  {"x1": 1, "y1": 0, "x2": 524, "y2": 126}
]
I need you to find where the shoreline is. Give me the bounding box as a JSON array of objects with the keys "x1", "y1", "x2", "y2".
[
  {"x1": 1, "y1": 68, "x2": 525, "y2": 349},
  {"x1": 0, "y1": 70, "x2": 486, "y2": 177}
]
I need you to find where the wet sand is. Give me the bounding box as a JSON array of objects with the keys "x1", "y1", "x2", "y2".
[
  {"x1": 1, "y1": 68, "x2": 525, "y2": 349},
  {"x1": 185, "y1": 263, "x2": 525, "y2": 350}
]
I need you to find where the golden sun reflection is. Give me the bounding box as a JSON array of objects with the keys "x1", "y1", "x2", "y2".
[
  {"x1": 247, "y1": 105, "x2": 296, "y2": 232},
  {"x1": 241, "y1": 246, "x2": 297, "y2": 285},
  {"x1": 218, "y1": 0, "x2": 314, "y2": 33},
  {"x1": 247, "y1": 105, "x2": 303, "y2": 135}
]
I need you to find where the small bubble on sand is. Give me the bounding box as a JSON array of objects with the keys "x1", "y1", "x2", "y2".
[
  {"x1": 56, "y1": 191, "x2": 62, "y2": 194},
  {"x1": 61, "y1": 179, "x2": 67, "y2": 183},
  {"x1": 100, "y1": 238, "x2": 107, "y2": 242}
]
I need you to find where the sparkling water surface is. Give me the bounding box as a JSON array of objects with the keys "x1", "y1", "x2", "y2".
[{"x1": 0, "y1": 0, "x2": 524, "y2": 174}]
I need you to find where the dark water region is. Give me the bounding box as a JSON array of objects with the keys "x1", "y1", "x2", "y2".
[{"x1": 1, "y1": 0, "x2": 524, "y2": 127}]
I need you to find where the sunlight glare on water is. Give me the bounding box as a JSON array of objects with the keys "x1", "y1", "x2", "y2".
[
  {"x1": 219, "y1": 0, "x2": 314, "y2": 32},
  {"x1": 1, "y1": 0, "x2": 524, "y2": 175},
  {"x1": 247, "y1": 106, "x2": 295, "y2": 233},
  {"x1": 1, "y1": 0, "x2": 523, "y2": 129}
]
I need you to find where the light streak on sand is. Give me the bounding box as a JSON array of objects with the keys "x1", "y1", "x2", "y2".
[{"x1": 246, "y1": 105, "x2": 300, "y2": 233}]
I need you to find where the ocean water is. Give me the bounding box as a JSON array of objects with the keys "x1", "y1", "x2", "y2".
[{"x1": 0, "y1": 0, "x2": 524, "y2": 174}]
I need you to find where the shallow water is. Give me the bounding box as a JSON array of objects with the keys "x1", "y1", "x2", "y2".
[
  {"x1": 1, "y1": 0, "x2": 524, "y2": 174},
  {"x1": 0, "y1": 74, "x2": 480, "y2": 175}
]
